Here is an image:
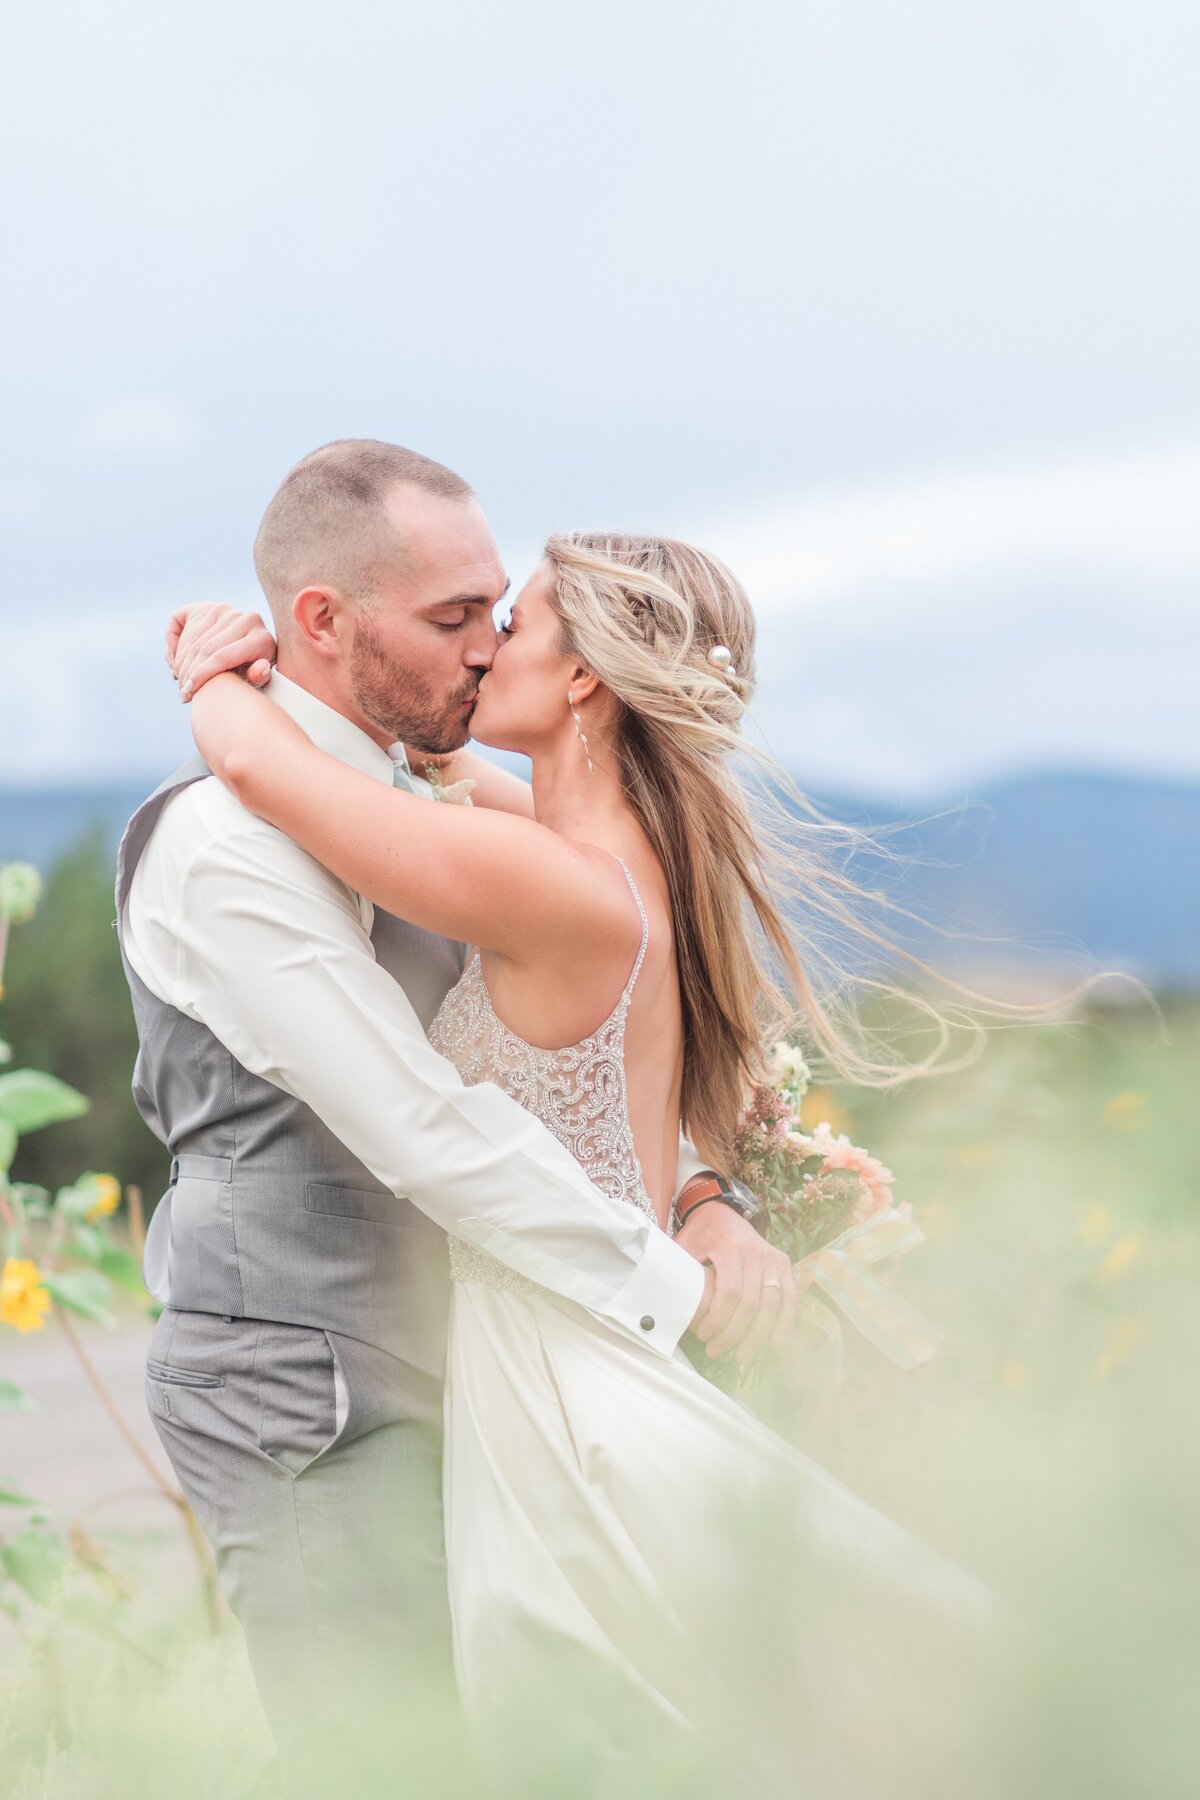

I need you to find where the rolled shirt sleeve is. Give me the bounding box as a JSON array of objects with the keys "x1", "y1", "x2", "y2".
[{"x1": 126, "y1": 792, "x2": 704, "y2": 1357}]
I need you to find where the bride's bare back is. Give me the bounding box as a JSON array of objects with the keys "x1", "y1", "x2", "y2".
[{"x1": 473, "y1": 836, "x2": 685, "y2": 1230}]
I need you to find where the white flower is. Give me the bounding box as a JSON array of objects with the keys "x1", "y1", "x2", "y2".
[
  {"x1": 427, "y1": 776, "x2": 476, "y2": 807},
  {"x1": 768, "y1": 1041, "x2": 811, "y2": 1094},
  {"x1": 0, "y1": 863, "x2": 42, "y2": 925}
]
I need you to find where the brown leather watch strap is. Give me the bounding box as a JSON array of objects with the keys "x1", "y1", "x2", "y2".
[{"x1": 674, "y1": 1172, "x2": 727, "y2": 1228}]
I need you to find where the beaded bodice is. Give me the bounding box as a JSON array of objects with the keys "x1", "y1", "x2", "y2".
[{"x1": 428, "y1": 858, "x2": 655, "y2": 1289}]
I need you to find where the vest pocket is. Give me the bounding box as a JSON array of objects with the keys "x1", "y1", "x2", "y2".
[{"x1": 305, "y1": 1180, "x2": 397, "y2": 1225}]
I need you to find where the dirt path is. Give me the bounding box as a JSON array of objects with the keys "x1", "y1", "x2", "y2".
[{"x1": 2, "y1": 1300, "x2": 212, "y2": 1670}]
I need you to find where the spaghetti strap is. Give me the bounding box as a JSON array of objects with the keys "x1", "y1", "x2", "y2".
[{"x1": 607, "y1": 855, "x2": 651, "y2": 999}]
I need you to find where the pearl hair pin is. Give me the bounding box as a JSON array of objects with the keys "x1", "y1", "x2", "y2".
[{"x1": 707, "y1": 643, "x2": 737, "y2": 678}]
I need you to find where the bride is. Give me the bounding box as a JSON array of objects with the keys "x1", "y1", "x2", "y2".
[{"x1": 172, "y1": 533, "x2": 1001, "y2": 1783}]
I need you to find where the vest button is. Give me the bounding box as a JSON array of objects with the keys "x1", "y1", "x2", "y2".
[{"x1": 639, "y1": 1315, "x2": 655, "y2": 1332}]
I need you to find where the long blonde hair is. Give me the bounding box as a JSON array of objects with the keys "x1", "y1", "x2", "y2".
[{"x1": 544, "y1": 531, "x2": 1107, "y2": 1169}]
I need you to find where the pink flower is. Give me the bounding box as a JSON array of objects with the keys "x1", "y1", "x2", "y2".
[{"x1": 809, "y1": 1122, "x2": 895, "y2": 1215}]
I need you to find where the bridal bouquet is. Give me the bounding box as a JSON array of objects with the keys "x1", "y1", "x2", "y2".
[{"x1": 731, "y1": 1044, "x2": 943, "y2": 1384}]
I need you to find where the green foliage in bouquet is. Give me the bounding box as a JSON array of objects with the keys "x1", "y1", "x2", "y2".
[
  {"x1": 733, "y1": 1080, "x2": 868, "y2": 1260},
  {"x1": 732, "y1": 1043, "x2": 899, "y2": 1260}
]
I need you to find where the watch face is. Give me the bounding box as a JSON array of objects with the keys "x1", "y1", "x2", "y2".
[{"x1": 724, "y1": 1176, "x2": 764, "y2": 1218}]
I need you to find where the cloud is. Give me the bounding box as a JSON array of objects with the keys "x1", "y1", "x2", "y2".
[
  {"x1": 73, "y1": 394, "x2": 196, "y2": 457},
  {"x1": 697, "y1": 439, "x2": 1200, "y2": 621},
  {"x1": 5, "y1": 440, "x2": 1198, "y2": 799},
  {"x1": 676, "y1": 438, "x2": 1200, "y2": 797},
  {"x1": 0, "y1": 587, "x2": 247, "y2": 785}
]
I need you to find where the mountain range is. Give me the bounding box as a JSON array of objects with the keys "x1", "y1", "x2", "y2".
[{"x1": 1, "y1": 767, "x2": 1195, "y2": 989}]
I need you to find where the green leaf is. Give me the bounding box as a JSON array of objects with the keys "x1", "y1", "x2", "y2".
[
  {"x1": 42, "y1": 1267, "x2": 115, "y2": 1327},
  {"x1": 0, "y1": 1035, "x2": 11, "y2": 1065},
  {"x1": 1, "y1": 1528, "x2": 67, "y2": 1604},
  {"x1": 0, "y1": 1070, "x2": 90, "y2": 1136},
  {"x1": 59, "y1": 1591, "x2": 120, "y2": 1631},
  {"x1": 8, "y1": 1182, "x2": 50, "y2": 1208},
  {"x1": 67, "y1": 1233, "x2": 146, "y2": 1298},
  {"x1": 0, "y1": 1380, "x2": 41, "y2": 1413},
  {"x1": 0, "y1": 1480, "x2": 36, "y2": 1506},
  {"x1": 67, "y1": 1221, "x2": 105, "y2": 1259},
  {"x1": 0, "y1": 1118, "x2": 15, "y2": 1173},
  {"x1": 96, "y1": 1244, "x2": 147, "y2": 1298}
]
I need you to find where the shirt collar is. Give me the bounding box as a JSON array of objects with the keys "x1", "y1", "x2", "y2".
[
  {"x1": 263, "y1": 672, "x2": 395, "y2": 786},
  {"x1": 385, "y1": 742, "x2": 415, "y2": 783}
]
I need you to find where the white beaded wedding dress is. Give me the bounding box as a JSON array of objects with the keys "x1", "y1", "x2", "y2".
[{"x1": 429, "y1": 858, "x2": 996, "y2": 1777}]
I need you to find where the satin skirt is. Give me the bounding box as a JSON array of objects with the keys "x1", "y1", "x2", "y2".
[{"x1": 443, "y1": 1276, "x2": 998, "y2": 1782}]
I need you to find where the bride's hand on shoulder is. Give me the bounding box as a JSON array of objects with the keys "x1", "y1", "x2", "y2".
[{"x1": 167, "y1": 603, "x2": 277, "y2": 700}]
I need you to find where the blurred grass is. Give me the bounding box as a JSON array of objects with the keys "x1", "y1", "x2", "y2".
[{"x1": 3, "y1": 995, "x2": 1197, "y2": 1797}]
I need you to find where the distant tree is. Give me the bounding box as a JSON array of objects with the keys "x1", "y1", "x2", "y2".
[{"x1": 1, "y1": 831, "x2": 167, "y2": 1205}]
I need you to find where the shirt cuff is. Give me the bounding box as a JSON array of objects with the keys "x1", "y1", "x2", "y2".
[{"x1": 602, "y1": 1225, "x2": 705, "y2": 1358}]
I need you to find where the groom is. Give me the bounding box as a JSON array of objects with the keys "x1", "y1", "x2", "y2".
[{"x1": 116, "y1": 440, "x2": 784, "y2": 1793}]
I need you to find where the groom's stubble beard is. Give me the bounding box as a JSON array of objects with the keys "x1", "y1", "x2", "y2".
[{"x1": 348, "y1": 609, "x2": 480, "y2": 753}]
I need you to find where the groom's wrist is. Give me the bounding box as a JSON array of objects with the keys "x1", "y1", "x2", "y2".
[{"x1": 672, "y1": 1170, "x2": 766, "y2": 1237}]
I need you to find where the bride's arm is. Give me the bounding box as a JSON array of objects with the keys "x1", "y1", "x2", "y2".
[
  {"x1": 189, "y1": 674, "x2": 630, "y2": 964},
  {"x1": 168, "y1": 604, "x2": 535, "y2": 818}
]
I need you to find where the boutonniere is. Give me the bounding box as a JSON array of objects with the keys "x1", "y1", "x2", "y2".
[{"x1": 420, "y1": 765, "x2": 476, "y2": 807}]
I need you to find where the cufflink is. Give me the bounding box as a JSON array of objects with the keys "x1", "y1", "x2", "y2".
[{"x1": 640, "y1": 1315, "x2": 655, "y2": 1332}]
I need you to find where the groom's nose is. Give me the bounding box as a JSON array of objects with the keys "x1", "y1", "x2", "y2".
[{"x1": 465, "y1": 615, "x2": 500, "y2": 671}]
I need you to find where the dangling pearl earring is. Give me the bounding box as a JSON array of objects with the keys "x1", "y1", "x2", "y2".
[{"x1": 567, "y1": 689, "x2": 594, "y2": 774}]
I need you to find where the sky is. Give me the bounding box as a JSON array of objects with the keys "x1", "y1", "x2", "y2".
[{"x1": 1, "y1": 0, "x2": 1196, "y2": 800}]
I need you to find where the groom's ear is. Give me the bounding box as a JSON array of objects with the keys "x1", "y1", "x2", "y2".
[{"x1": 292, "y1": 586, "x2": 351, "y2": 658}]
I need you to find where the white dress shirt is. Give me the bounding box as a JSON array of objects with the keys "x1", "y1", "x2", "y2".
[{"x1": 122, "y1": 673, "x2": 705, "y2": 1356}]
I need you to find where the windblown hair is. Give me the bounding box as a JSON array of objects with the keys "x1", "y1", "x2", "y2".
[
  {"x1": 543, "y1": 532, "x2": 1103, "y2": 1170},
  {"x1": 253, "y1": 439, "x2": 474, "y2": 628}
]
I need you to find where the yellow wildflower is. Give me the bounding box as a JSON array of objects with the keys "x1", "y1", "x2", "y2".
[
  {"x1": 917, "y1": 1199, "x2": 954, "y2": 1239},
  {"x1": 1, "y1": 1256, "x2": 52, "y2": 1333},
  {"x1": 801, "y1": 1088, "x2": 849, "y2": 1134},
  {"x1": 83, "y1": 1174, "x2": 122, "y2": 1222},
  {"x1": 1078, "y1": 1202, "x2": 1113, "y2": 1246},
  {"x1": 999, "y1": 1355, "x2": 1028, "y2": 1391},
  {"x1": 1098, "y1": 1232, "x2": 1142, "y2": 1281},
  {"x1": 949, "y1": 1144, "x2": 994, "y2": 1169},
  {"x1": 1103, "y1": 1092, "x2": 1146, "y2": 1132},
  {"x1": 1096, "y1": 1317, "x2": 1141, "y2": 1381}
]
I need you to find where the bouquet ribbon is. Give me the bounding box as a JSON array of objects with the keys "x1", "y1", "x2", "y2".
[{"x1": 804, "y1": 1207, "x2": 944, "y2": 1370}]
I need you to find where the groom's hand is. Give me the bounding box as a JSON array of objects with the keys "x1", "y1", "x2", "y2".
[{"x1": 679, "y1": 1207, "x2": 797, "y2": 1367}]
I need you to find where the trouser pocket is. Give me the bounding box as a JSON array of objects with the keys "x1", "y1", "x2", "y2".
[
  {"x1": 146, "y1": 1358, "x2": 226, "y2": 1388},
  {"x1": 253, "y1": 1321, "x2": 347, "y2": 1478}
]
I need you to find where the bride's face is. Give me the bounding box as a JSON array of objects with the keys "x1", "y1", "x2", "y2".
[{"x1": 468, "y1": 561, "x2": 576, "y2": 754}]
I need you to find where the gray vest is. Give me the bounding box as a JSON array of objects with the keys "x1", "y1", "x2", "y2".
[{"x1": 115, "y1": 757, "x2": 465, "y2": 1372}]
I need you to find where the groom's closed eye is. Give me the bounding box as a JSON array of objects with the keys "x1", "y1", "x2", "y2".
[{"x1": 430, "y1": 582, "x2": 511, "y2": 634}]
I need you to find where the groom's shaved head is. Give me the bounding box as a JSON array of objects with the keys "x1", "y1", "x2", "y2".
[{"x1": 253, "y1": 439, "x2": 475, "y2": 633}]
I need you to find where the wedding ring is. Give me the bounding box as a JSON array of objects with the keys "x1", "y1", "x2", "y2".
[{"x1": 762, "y1": 1278, "x2": 783, "y2": 1290}]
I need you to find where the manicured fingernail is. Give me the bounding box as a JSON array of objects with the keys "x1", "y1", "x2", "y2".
[{"x1": 181, "y1": 679, "x2": 193, "y2": 701}]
